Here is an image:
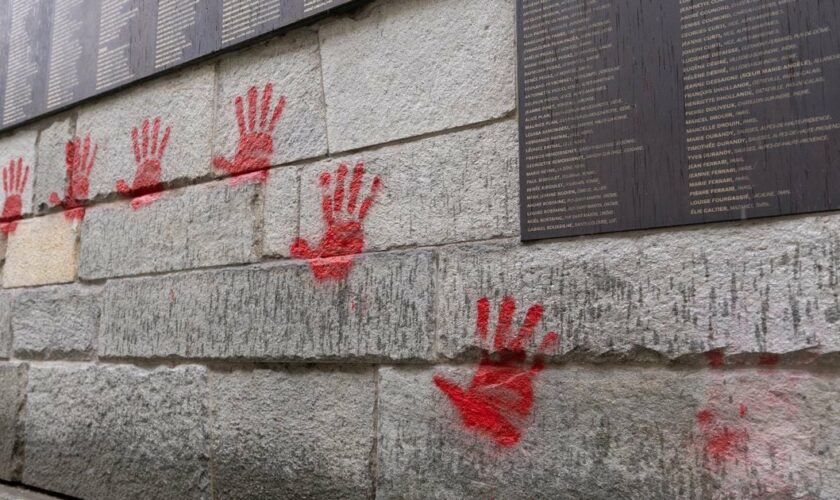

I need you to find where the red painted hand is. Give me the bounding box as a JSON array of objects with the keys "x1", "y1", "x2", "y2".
[
  {"x1": 49, "y1": 134, "x2": 97, "y2": 219},
  {"x1": 0, "y1": 157, "x2": 29, "y2": 235},
  {"x1": 117, "y1": 116, "x2": 170, "y2": 197},
  {"x1": 291, "y1": 162, "x2": 382, "y2": 280},
  {"x1": 214, "y1": 83, "x2": 286, "y2": 175},
  {"x1": 434, "y1": 297, "x2": 559, "y2": 447}
]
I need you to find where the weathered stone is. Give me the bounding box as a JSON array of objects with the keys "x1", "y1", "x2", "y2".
[
  {"x1": 77, "y1": 65, "x2": 215, "y2": 200},
  {"x1": 0, "y1": 363, "x2": 25, "y2": 482},
  {"x1": 0, "y1": 483, "x2": 62, "y2": 500},
  {"x1": 0, "y1": 293, "x2": 12, "y2": 359},
  {"x1": 319, "y1": 0, "x2": 516, "y2": 152},
  {"x1": 0, "y1": 128, "x2": 36, "y2": 217},
  {"x1": 210, "y1": 367, "x2": 375, "y2": 499},
  {"x1": 378, "y1": 366, "x2": 840, "y2": 499},
  {"x1": 3, "y1": 213, "x2": 79, "y2": 288},
  {"x1": 12, "y1": 285, "x2": 100, "y2": 359},
  {"x1": 100, "y1": 250, "x2": 435, "y2": 361},
  {"x1": 79, "y1": 178, "x2": 262, "y2": 280},
  {"x1": 33, "y1": 114, "x2": 74, "y2": 213},
  {"x1": 23, "y1": 364, "x2": 210, "y2": 499},
  {"x1": 214, "y1": 29, "x2": 328, "y2": 171},
  {"x1": 437, "y1": 214, "x2": 840, "y2": 361},
  {"x1": 285, "y1": 121, "x2": 518, "y2": 255},
  {"x1": 262, "y1": 166, "x2": 299, "y2": 257}
]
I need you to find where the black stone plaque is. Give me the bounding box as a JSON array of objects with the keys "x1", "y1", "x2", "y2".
[
  {"x1": 518, "y1": 0, "x2": 840, "y2": 240},
  {"x1": 0, "y1": 0, "x2": 364, "y2": 131}
]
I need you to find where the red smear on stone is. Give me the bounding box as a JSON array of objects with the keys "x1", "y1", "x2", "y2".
[
  {"x1": 433, "y1": 297, "x2": 558, "y2": 447},
  {"x1": 50, "y1": 135, "x2": 97, "y2": 220},
  {"x1": 214, "y1": 83, "x2": 285, "y2": 175},
  {"x1": 130, "y1": 192, "x2": 163, "y2": 210},
  {"x1": 758, "y1": 354, "x2": 780, "y2": 366},
  {"x1": 290, "y1": 162, "x2": 382, "y2": 281},
  {"x1": 229, "y1": 169, "x2": 269, "y2": 186},
  {"x1": 0, "y1": 157, "x2": 29, "y2": 235},
  {"x1": 696, "y1": 409, "x2": 715, "y2": 425},
  {"x1": 705, "y1": 350, "x2": 725, "y2": 367},
  {"x1": 739, "y1": 404, "x2": 747, "y2": 418},
  {"x1": 116, "y1": 116, "x2": 170, "y2": 208},
  {"x1": 169, "y1": 289, "x2": 176, "y2": 303},
  {"x1": 696, "y1": 404, "x2": 750, "y2": 463}
]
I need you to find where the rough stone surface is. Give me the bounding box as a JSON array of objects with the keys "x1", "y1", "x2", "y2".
[
  {"x1": 210, "y1": 367, "x2": 375, "y2": 499},
  {"x1": 23, "y1": 364, "x2": 209, "y2": 500},
  {"x1": 436, "y1": 214, "x2": 840, "y2": 361},
  {"x1": 378, "y1": 366, "x2": 840, "y2": 499},
  {"x1": 77, "y1": 65, "x2": 215, "y2": 200},
  {"x1": 319, "y1": 0, "x2": 515, "y2": 152},
  {"x1": 0, "y1": 293, "x2": 12, "y2": 359},
  {"x1": 79, "y1": 178, "x2": 262, "y2": 280},
  {"x1": 287, "y1": 121, "x2": 518, "y2": 255},
  {"x1": 262, "y1": 166, "x2": 299, "y2": 257},
  {"x1": 3, "y1": 214, "x2": 79, "y2": 288},
  {"x1": 100, "y1": 250, "x2": 435, "y2": 361},
  {"x1": 0, "y1": 363, "x2": 25, "y2": 482},
  {"x1": 33, "y1": 114, "x2": 74, "y2": 213},
  {"x1": 214, "y1": 29, "x2": 327, "y2": 171},
  {"x1": 0, "y1": 483, "x2": 62, "y2": 500},
  {"x1": 12, "y1": 285, "x2": 100, "y2": 359},
  {"x1": 0, "y1": 128, "x2": 37, "y2": 217}
]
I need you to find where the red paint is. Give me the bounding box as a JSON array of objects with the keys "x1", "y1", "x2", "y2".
[
  {"x1": 117, "y1": 116, "x2": 170, "y2": 207},
  {"x1": 130, "y1": 192, "x2": 163, "y2": 210},
  {"x1": 291, "y1": 162, "x2": 382, "y2": 280},
  {"x1": 695, "y1": 406, "x2": 749, "y2": 463},
  {"x1": 433, "y1": 296, "x2": 559, "y2": 447},
  {"x1": 705, "y1": 349, "x2": 724, "y2": 367},
  {"x1": 49, "y1": 134, "x2": 98, "y2": 220},
  {"x1": 758, "y1": 353, "x2": 780, "y2": 366},
  {"x1": 214, "y1": 83, "x2": 285, "y2": 176},
  {"x1": 0, "y1": 157, "x2": 29, "y2": 235},
  {"x1": 228, "y1": 169, "x2": 269, "y2": 186}
]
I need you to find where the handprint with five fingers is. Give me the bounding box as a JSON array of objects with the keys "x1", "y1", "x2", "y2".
[
  {"x1": 214, "y1": 83, "x2": 286, "y2": 176},
  {"x1": 291, "y1": 162, "x2": 382, "y2": 280},
  {"x1": 0, "y1": 157, "x2": 29, "y2": 235},
  {"x1": 433, "y1": 297, "x2": 559, "y2": 447},
  {"x1": 49, "y1": 134, "x2": 97, "y2": 219},
  {"x1": 117, "y1": 116, "x2": 170, "y2": 200}
]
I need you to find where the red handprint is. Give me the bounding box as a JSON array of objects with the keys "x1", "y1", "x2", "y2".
[
  {"x1": 116, "y1": 116, "x2": 170, "y2": 208},
  {"x1": 290, "y1": 162, "x2": 382, "y2": 280},
  {"x1": 433, "y1": 297, "x2": 559, "y2": 447},
  {"x1": 49, "y1": 134, "x2": 97, "y2": 220},
  {"x1": 0, "y1": 157, "x2": 29, "y2": 235},
  {"x1": 214, "y1": 83, "x2": 286, "y2": 176}
]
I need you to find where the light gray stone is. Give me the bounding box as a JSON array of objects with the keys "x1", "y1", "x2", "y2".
[
  {"x1": 0, "y1": 128, "x2": 36, "y2": 217},
  {"x1": 378, "y1": 366, "x2": 840, "y2": 499},
  {"x1": 23, "y1": 364, "x2": 210, "y2": 500},
  {"x1": 437, "y1": 214, "x2": 840, "y2": 361},
  {"x1": 283, "y1": 121, "x2": 518, "y2": 256},
  {"x1": 0, "y1": 483, "x2": 62, "y2": 500},
  {"x1": 100, "y1": 250, "x2": 435, "y2": 361},
  {"x1": 319, "y1": 0, "x2": 516, "y2": 152},
  {"x1": 0, "y1": 363, "x2": 25, "y2": 482},
  {"x1": 12, "y1": 285, "x2": 100, "y2": 359},
  {"x1": 77, "y1": 64, "x2": 215, "y2": 200},
  {"x1": 79, "y1": 178, "x2": 262, "y2": 280},
  {"x1": 0, "y1": 293, "x2": 12, "y2": 359},
  {"x1": 262, "y1": 166, "x2": 299, "y2": 257},
  {"x1": 210, "y1": 367, "x2": 375, "y2": 499},
  {"x1": 33, "y1": 114, "x2": 74, "y2": 213},
  {"x1": 214, "y1": 29, "x2": 327, "y2": 172}
]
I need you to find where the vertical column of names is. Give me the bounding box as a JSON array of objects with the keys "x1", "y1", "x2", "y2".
[
  {"x1": 221, "y1": 0, "x2": 282, "y2": 45},
  {"x1": 96, "y1": 0, "x2": 138, "y2": 91},
  {"x1": 3, "y1": 0, "x2": 43, "y2": 124},
  {"x1": 304, "y1": 0, "x2": 338, "y2": 14},
  {"x1": 519, "y1": 0, "x2": 626, "y2": 235},
  {"x1": 155, "y1": 0, "x2": 199, "y2": 69},
  {"x1": 46, "y1": 0, "x2": 85, "y2": 110}
]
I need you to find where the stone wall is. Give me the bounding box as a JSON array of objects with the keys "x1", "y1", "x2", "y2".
[{"x1": 0, "y1": 0, "x2": 838, "y2": 498}]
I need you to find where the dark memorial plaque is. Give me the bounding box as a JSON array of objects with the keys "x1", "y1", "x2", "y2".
[
  {"x1": 0, "y1": 0, "x2": 363, "y2": 131},
  {"x1": 518, "y1": 0, "x2": 840, "y2": 240}
]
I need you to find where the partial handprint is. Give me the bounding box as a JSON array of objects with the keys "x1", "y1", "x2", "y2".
[
  {"x1": 0, "y1": 157, "x2": 29, "y2": 235},
  {"x1": 291, "y1": 162, "x2": 382, "y2": 280},
  {"x1": 433, "y1": 297, "x2": 559, "y2": 447},
  {"x1": 49, "y1": 134, "x2": 97, "y2": 219},
  {"x1": 117, "y1": 116, "x2": 170, "y2": 201},
  {"x1": 214, "y1": 83, "x2": 286, "y2": 176}
]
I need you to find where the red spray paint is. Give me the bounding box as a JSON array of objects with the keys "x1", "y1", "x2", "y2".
[
  {"x1": 214, "y1": 83, "x2": 285, "y2": 179},
  {"x1": 433, "y1": 297, "x2": 559, "y2": 447},
  {"x1": 117, "y1": 116, "x2": 170, "y2": 208},
  {"x1": 0, "y1": 157, "x2": 29, "y2": 235},
  {"x1": 49, "y1": 134, "x2": 97, "y2": 220},
  {"x1": 291, "y1": 162, "x2": 382, "y2": 280}
]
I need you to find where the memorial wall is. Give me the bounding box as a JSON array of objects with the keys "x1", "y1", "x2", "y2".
[{"x1": 519, "y1": 0, "x2": 840, "y2": 239}]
